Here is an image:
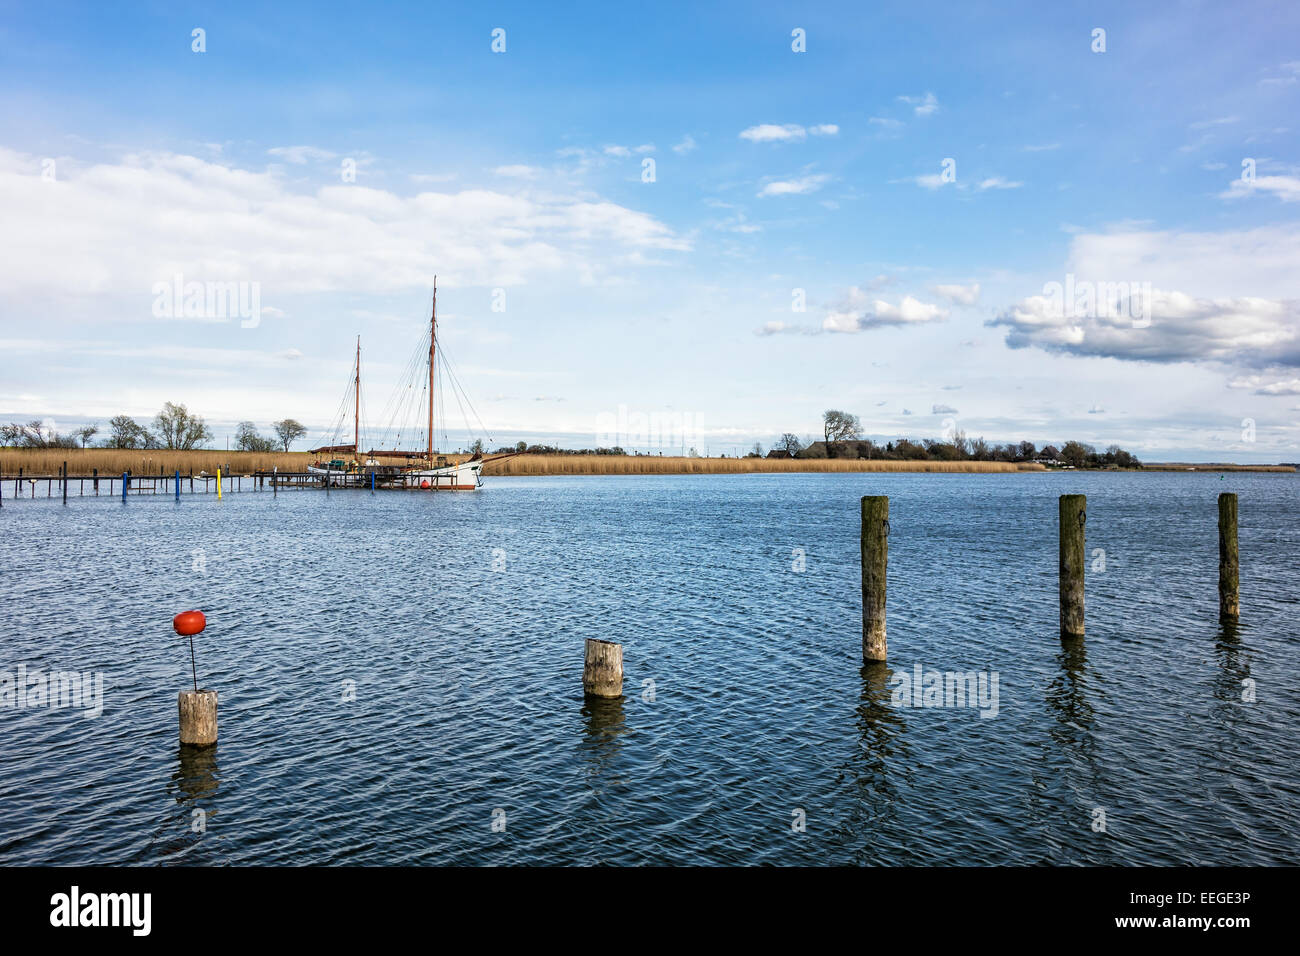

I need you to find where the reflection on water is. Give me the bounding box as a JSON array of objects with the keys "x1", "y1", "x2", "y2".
[
  {"x1": 836, "y1": 662, "x2": 909, "y2": 859},
  {"x1": 578, "y1": 695, "x2": 627, "y2": 789},
  {"x1": 172, "y1": 744, "x2": 220, "y2": 806}
]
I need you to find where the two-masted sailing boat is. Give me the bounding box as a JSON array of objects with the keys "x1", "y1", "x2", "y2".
[{"x1": 308, "y1": 280, "x2": 500, "y2": 490}]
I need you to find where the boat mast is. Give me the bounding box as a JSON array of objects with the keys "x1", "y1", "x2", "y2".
[
  {"x1": 434, "y1": 278, "x2": 444, "y2": 465},
  {"x1": 354, "y1": 335, "x2": 360, "y2": 456}
]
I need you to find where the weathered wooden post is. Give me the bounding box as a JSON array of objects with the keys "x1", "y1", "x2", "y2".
[
  {"x1": 583, "y1": 638, "x2": 623, "y2": 697},
  {"x1": 1219, "y1": 492, "x2": 1239, "y2": 622},
  {"x1": 861, "y1": 495, "x2": 889, "y2": 662},
  {"x1": 62, "y1": 460, "x2": 67, "y2": 504},
  {"x1": 1059, "y1": 494, "x2": 1086, "y2": 638},
  {"x1": 174, "y1": 610, "x2": 217, "y2": 746},
  {"x1": 93, "y1": 467, "x2": 98, "y2": 494}
]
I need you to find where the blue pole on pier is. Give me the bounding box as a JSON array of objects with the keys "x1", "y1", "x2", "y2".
[
  {"x1": 371, "y1": 470, "x2": 375, "y2": 493},
  {"x1": 121, "y1": 472, "x2": 128, "y2": 501},
  {"x1": 175, "y1": 469, "x2": 181, "y2": 502}
]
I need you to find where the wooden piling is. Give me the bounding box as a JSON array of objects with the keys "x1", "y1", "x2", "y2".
[
  {"x1": 583, "y1": 638, "x2": 623, "y2": 698},
  {"x1": 1059, "y1": 494, "x2": 1086, "y2": 638},
  {"x1": 178, "y1": 689, "x2": 218, "y2": 746},
  {"x1": 860, "y1": 495, "x2": 889, "y2": 662},
  {"x1": 1218, "y1": 492, "x2": 1239, "y2": 621},
  {"x1": 62, "y1": 460, "x2": 67, "y2": 504},
  {"x1": 93, "y1": 468, "x2": 98, "y2": 494}
]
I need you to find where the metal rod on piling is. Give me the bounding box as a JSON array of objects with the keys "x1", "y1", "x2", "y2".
[
  {"x1": 1059, "y1": 494, "x2": 1086, "y2": 638},
  {"x1": 860, "y1": 495, "x2": 889, "y2": 662},
  {"x1": 1219, "y1": 492, "x2": 1239, "y2": 622}
]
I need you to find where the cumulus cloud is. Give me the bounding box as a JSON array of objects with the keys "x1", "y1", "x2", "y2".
[
  {"x1": 823, "y1": 294, "x2": 949, "y2": 333},
  {"x1": 758, "y1": 174, "x2": 829, "y2": 197},
  {"x1": 672, "y1": 135, "x2": 697, "y2": 154},
  {"x1": 0, "y1": 147, "x2": 690, "y2": 304},
  {"x1": 978, "y1": 176, "x2": 1023, "y2": 190},
  {"x1": 935, "y1": 282, "x2": 980, "y2": 305},
  {"x1": 988, "y1": 290, "x2": 1300, "y2": 368}
]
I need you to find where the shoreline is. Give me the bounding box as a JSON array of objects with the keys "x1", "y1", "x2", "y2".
[{"x1": 1, "y1": 449, "x2": 1292, "y2": 477}]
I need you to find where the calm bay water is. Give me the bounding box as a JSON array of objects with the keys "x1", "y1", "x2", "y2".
[{"x1": 1, "y1": 471, "x2": 1296, "y2": 865}]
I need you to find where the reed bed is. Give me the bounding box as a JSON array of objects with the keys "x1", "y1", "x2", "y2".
[
  {"x1": 0, "y1": 448, "x2": 313, "y2": 476},
  {"x1": 1142, "y1": 463, "x2": 1295, "y2": 472},
  {"x1": 483, "y1": 455, "x2": 1044, "y2": 476}
]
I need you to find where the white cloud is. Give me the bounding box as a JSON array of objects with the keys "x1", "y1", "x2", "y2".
[
  {"x1": 869, "y1": 117, "x2": 904, "y2": 129},
  {"x1": 493, "y1": 164, "x2": 539, "y2": 178},
  {"x1": 897, "y1": 92, "x2": 938, "y2": 116},
  {"x1": 823, "y1": 295, "x2": 949, "y2": 333},
  {"x1": 740, "y1": 124, "x2": 808, "y2": 143},
  {"x1": 977, "y1": 176, "x2": 1023, "y2": 190},
  {"x1": 935, "y1": 282, "x2": 981, "y2": 305},
  {"x1": 989, "y1": 290, "x2": 1300, "y2": 368},
  {"x1": 268, "y1": 145, "x2": 336, "y2": 164},
  {"x1": 809, "y1": 124, "x2": 839, "y2": 136},
  {"x1": 672, "y1": 135, "x2": 697, "y2": 154},
  {"x1": 1227, "y1": 376, "x2": 1300, "y2": 395},
  {"x1": 1219, "y1": 174, "x2": 1300, "y2": 203},
  {"x1": 603, "y1": 145, "x2": 631, "y2": 157},
  {"x1": 0, "y1": 147, "x2": 690, "y2": 304},
  {"x1": 913, "y1": 173, "x2": 948, "y2": 190},
  {"x1": 1023, "y1": 143, "x2": 1061, "y2": 152},
  {"x1": 932, "y1": 404, "x2": 958, "y2": 414},
  {"x1": 758, "y1": 174, "x2": 829, "y2": 197}
]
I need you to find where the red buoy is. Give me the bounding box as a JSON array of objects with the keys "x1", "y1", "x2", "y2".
[
  {"x1": 173, "y1": 610, "x2": 206, "y2": 636},
  {"x1": 420, "y1": 479, "x2": 431, "y2": 489}
]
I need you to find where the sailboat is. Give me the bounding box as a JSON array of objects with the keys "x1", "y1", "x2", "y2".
[{"x1": 308, "y1": 279, "x2": 504, "y2": 491}]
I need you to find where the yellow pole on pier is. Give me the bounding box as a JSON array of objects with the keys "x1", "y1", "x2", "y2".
[{"x1": 216, "y1": 467, "x2": 222, "y2": 500}]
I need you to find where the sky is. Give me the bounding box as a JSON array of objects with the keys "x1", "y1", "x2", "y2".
[{"x1": 1, "y1": 0, "x2": 1298, "y2": 460}]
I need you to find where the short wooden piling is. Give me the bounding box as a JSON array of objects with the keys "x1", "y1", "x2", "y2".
[
  {"x1": 860, "y1": 495, "x2": 889, "y2": 662},
  {"x1": 1218, "y1": 492, "x2": 1239, "y2": 621},
  {"x1": 1059, "y1": 494, "x2": 1086, "y2": 638},
  {"x1": 178, "y1": 690, "x2": 218, "y2": 746},
  {"x1": 93, "y1": 468, "x2": 98, "y2": 494},
  {"x1": 583, "y1": 638, "x2": 623, "y2": 698},
  {"x1": 175, "y1": 469, "x2": 180, "y2": 502}
]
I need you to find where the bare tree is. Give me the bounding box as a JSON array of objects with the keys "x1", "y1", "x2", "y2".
[
  {"x1": 154, "y1": 402, "x2": 213, "y2": 450},
  {"x1": 822, "y1": 409, "x2": 862, "y2": 444},
  {"x1": 273, "y1": 419, "x2": 308, "y2": 452},
  {"x1": 775, "y1": 433, "x2": 803, "y2": 455}
]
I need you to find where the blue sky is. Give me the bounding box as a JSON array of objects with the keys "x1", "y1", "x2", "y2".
[{"x1": 1, "y1": 0, "x2": 1298, "y2": 459}]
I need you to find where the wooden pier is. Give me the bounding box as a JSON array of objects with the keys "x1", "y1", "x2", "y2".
[{"x1": 0, "y1": 465, "x2": 440, "y2": 500}]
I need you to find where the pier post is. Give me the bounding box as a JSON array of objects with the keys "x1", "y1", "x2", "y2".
[
  {"x1": 1218, "y1": 493, "x2": 1239, "y2": 622},
  {"x1": 121, "y1": 472, "x2": 128, "y2": 502},
  {"x1": 273, "y1": 467, "x2": 277, "y2": 497},
  {"x1": 1059, "y1": 494, "x2": 1086, "y2": 638},
  {"x1": 861, "y1": 495, "x2": 889, "y2": 662},
  {"x1": 217, "y1": 467, "x2": 222, "y2": 500},
  {"x1": 1, "y1": 468, "x2": 4, "y2": 509},
  {"x1": 62, "y1": 460, "x2": 67, "y2": 505},
  {"x1": 178, "y1": 690, "x2": 218, "y2": 747},
  {"x1": 175, "y1": 470, "x2": 180, "y2": 502},
  {"x1": 93, "y1": 468, "x2": 98, "y2": 495},
  {"x1": 583, "y1": 638, "x2": 623, "y2": 698}
]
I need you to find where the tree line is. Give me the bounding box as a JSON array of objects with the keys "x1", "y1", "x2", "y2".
[
  {"x1": 755, "y1": 409, "x2": 1142, "y2": 469},
  {"x1": 2, "y1": 403, "x2": 308, "y2": 453}
]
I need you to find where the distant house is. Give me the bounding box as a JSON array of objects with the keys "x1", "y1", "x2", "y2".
[{"x1": 766, "y1": 449, "x2": 792, "y2": 459}]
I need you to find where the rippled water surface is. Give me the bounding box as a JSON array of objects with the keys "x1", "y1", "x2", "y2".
[{"x1": 1, "y1": 472, "x2": 1297, "y2": 865}]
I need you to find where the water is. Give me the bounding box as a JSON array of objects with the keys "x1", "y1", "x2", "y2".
[{"x1": 1, "y1": 472, "x2": 1296, "y2": 865}]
